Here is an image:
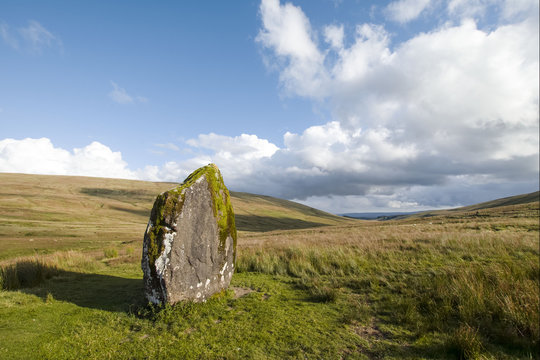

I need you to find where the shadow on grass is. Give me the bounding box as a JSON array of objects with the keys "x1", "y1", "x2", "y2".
[
  {"x1": 24, "y1": 271, "x2": 145, "y2": 313},
  {"x1": 235, "y1": 214, "x2": 328, "y2": 232},
  {"x1": 80, "y1": 187, "x2": 155, "y2": 201},
  {"x1": 109, "y1": 205, "x2": 151, "y2": 218}
]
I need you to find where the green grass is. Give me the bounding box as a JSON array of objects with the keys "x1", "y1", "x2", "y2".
[
  {"x1": 0, "y1": 262, "x2": 366, "y2": 359},
  {"x1": 234, "y1": 240, "x2": 539, "y2": 358}
]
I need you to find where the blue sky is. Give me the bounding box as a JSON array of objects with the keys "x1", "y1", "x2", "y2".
[{"x1": 1, "y1": 0, "x2": 538, "y2": 213}]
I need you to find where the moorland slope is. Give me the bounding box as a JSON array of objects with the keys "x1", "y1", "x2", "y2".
[{"x1": 0, "y1": 173, "x2": 350, "y2": 259}]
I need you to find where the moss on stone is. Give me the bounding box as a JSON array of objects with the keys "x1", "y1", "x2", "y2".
[
  {"x1": 146, "y1": 164, "x2": 237, "y2": 280},
  {"x1": 146, "y1": 188, "x2": 185, "y2": 289}
]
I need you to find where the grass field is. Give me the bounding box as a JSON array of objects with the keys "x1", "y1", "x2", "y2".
[
  {"x1": 0, "y1": 173, "x2": 349, "y2": 260},
  {"x1": 0, "y1": 173, "x2": 538, "y2": 359}
]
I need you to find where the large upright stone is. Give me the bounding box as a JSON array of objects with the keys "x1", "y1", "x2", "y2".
[{"x1": 142, "y1": 164, "x2": 237, "y2": 304}]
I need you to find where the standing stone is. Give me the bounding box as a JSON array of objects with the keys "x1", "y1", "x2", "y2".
[{"x1": 142, "y1": 164, "x2": 237, "y2": 304}]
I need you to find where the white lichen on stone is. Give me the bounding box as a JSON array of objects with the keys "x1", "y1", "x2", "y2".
[
  {"x1": 155, "y1": 231, "x2": 176, "y2": 277},
  {"x1": 219, "y1": 262, "x2": 227, "y2": 275}
]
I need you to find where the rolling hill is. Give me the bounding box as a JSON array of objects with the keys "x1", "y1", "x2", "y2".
[
  {"x1": 386, "y1": 191, "x2": 540, "y2": 221},
  {"x1": 448, "y1": 191, "x2": 539, "y2": 211},
  {"x1": 0, "y1": 173, "x2": 351, "y2": 259},
  {"x1": 344, "y1": 191, "x2": 539, "y2": 220}
]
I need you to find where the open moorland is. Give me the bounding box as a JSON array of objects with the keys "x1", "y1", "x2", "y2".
[{"x1": 0, "y1": 173, "x2": 538, "y2": 359}]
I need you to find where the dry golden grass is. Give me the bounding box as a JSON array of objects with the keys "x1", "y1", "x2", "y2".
[
  {"x1": 0, "y1": 173, "x2": 351, "y2": 259},
  {"x1": 237, "y1": 201, "x2": 538, "y2": 250}
]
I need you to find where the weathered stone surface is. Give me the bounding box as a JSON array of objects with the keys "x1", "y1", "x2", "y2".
[{"x1": 142, "y1": 164, "x2": 237, "y2": 304}]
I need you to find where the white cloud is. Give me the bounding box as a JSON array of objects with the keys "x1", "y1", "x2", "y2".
[
  {"x1": 1, "y1": 20, "x2": 61, "y2": 53},
  {"x1": 231, "y1": 0, "x2": 539, "y2": 210},
  {"x1": 256, "y1": 0, "x2": 329, "y2": 97},
  {"x1": 108, "y1": 82, "x2": 134, "y2": 104},
  {"x1": 0, "y1": 23, "x2": 19, "y2": 49},
  {"x1": 385, "y1": 0, "x2": 432, "y2": 23},
  {"x1": 184, "y1": 133, "x2": 279, "y2": 183},
  {"x1": 155, "y1": 143, "x2": 180, "y2": 151},
  {"x1": 138, "y1": 1, "x2": 538, "y2": 211},
  {"x1": 0, "y1": 138, "x2": 136, "y2": 179},
  {"x1": 501, "y1": 0, "x2": 539, "y2": 20},
  {"x1": 19, "y1": 20, "x2": 58, "y2": 52},
  {"x1": 108, "y1": 82, "x2": 147, "y2": 105},
  {"x1": 324, "y1": 24, "x2": 344, "y2": 49},
  {"x1": 447, "y1": 0, "x2": 495, "y2": 19},
  {"x1": 187, "y1": 133, "x2": 279, "y2": 161}
]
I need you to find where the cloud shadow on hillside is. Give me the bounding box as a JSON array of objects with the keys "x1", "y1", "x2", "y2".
[
  {"x1": 235, "y1": 215, "x2": 328, "y2": 232},
  {"x1": 109, "y1": 205, "x2": 151, "y2": 218},
  {"x1": 25, "y1": 271, "x2": 145, "y2": 313},
  {"x1": 80, "y1": 187, "x2": 154, "y2": 202}
]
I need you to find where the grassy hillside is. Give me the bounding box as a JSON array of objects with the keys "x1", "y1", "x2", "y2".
[
  {"x1": 387, "y1": 191, "x2": 539, "y2": 221},
  {"x1": 0, "y1": 173, "x2": 538, "y2": 359},
  {"x1": 0, "y1": 173, "x2": 350, "y2": 259},
  {"x1": 452, "y1": 191, "x2": 539, "y2": 211}
]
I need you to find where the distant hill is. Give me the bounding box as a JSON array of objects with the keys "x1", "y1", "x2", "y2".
[
  {"x1": 341, "y1": 191, "x2": 539, "y2": 221},
  {"x1": 341, "y1": 211, "x2": 419, "y2": 220},
  {"x1": 449, "y1": 191, "x2": 539, "y2": 211},
  {"x1": 389, "y1": 191, "x2": 539, "y2": 221},
  {"x1": 230, "y1": 191, "x2": 348, "y2": 232},
  {"x1": 0, "y1": 173, "x2": 351, "y2": 258}
]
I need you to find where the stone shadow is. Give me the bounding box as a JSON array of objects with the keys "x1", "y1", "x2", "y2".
[
  {"x1": 24, "y1": 271, "x2": 145, "y2": 313},
  {"x1": 235, "y1": 214, "x2": 328, "y2": 232}
]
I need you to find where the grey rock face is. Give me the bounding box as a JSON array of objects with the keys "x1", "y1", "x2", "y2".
[{"x1": 142, "y1": 164, "x2": 236, "y2": 304}]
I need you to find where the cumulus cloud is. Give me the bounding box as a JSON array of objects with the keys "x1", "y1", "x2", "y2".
[
  {"x1": 324, "y1": 24, "x2": 344, "y2": 49},
  {"x1": 239, "y1": 0, "x2": 539, "y2": 210},
  {"x1": 256, "y1": 0, "x2": 328, "y2": 97},
  {"x1": 135, "y1": 0, "x2": 538, "y2": 212},
  {"x1": 385, "y1": 0, "x2": 432, "y2": 23},
  {"x1": 0, "y1": 138, "x2": 136, "y2": 179}
]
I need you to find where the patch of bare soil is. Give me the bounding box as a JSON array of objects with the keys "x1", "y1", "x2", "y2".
[
  {"x1": 231, "y1": 286, "x2": 254, "y2": 299},
  {"x1": 351, "y1": 317, "x2": 384, "y2": 339}
]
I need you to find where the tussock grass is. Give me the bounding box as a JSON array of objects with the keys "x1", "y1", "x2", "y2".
[
  {"x1": 0, "y1": 259, "x2": 59, "y2": 290},
  {"x1": 235, "y1": 209, "x2": 539, "y2": 356},
  {"x1": 0, "y1": 250, "x2": 116, "y2": 290},
  {"x1": 103, "y1": 247, "x2": 118, "y2": 259},
  {"x1": 449, "y1": 324, "x2": 483, "y2": 360}
]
